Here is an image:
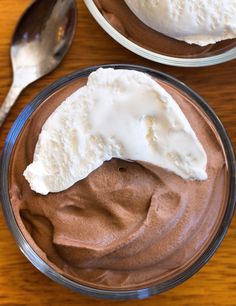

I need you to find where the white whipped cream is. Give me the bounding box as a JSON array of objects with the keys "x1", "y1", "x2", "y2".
[
  {"x1": 125, "y1": 0, "x2": 236, "y2": 46},
  {"x1": 24, "y1": 68, "x2": 207, "y2": 195}
]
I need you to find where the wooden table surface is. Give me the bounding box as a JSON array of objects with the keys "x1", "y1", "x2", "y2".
[{"x1": 0, "y1": 1, "x2": 235, "y2": 305}]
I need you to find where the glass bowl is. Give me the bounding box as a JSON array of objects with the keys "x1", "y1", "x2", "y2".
[
  {"x1": 84, "y1": 0, "x2": 236, "y2": 67},
  {"x1": 0, "y1": 64, "x2": 235, "y2": 300}
]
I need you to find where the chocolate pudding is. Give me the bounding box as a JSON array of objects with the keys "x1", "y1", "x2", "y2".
[
  {"x1": 94, "y1": 0, "x2": 236, "y2": 58},
  {"x1": 9, "y1": 75, "x2": 229, "y2": 290}
]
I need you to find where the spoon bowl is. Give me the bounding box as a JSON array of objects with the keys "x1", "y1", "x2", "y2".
[{"x1": 0, "y1": 0, "x2": 77, "y2": 126}]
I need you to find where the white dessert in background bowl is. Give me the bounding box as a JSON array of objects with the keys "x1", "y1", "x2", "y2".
[{"x1": 124, "y1": 0, "x2": 236, "y2": 46}]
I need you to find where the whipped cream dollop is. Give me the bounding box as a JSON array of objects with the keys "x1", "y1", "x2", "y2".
[
  {"x1": 24, "y1": 68, "x2": 207, "y2": 195},
  {"x1": 124, "y1": 0, "x2": 236, "y2": 46}
]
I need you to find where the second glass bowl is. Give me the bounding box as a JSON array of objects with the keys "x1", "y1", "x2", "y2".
[{"x1": 84, "y1": 0, "x2": 236, "y2": 67}]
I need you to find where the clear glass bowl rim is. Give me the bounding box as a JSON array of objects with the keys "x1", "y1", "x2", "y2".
[
  {"x1": 0, "y1": 64, "x2": 235, "y2": 300},
  {"x1": 84, "y1": 0, "x2": 236, "y2": 67}
]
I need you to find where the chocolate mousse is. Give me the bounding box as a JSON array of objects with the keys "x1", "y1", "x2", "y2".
[
  {"x1": 94, "y1": 0, "x2": 236, "y2": 58},
  {"x1": 9, "y1": 74, "x2": 228, "y2": 289}
]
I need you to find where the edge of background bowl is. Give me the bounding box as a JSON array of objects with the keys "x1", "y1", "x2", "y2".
[{"x1": 84, "y1": 0, "x2": 236, "y2": 67}]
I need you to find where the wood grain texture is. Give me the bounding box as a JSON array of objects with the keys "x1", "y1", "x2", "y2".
[{"x1": 0, "y1": 1, "x2": 235, "y2": 305}]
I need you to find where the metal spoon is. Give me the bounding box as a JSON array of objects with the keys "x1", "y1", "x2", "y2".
[{"x1": 0, "y1": 0, "x2": 77, "y2": 127}]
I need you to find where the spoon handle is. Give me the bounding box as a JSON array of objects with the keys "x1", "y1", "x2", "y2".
[{"x1": 0, "y1": 83, "x2": 23, "y2": 127}]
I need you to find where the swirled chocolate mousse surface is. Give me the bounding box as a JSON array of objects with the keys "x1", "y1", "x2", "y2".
[
  {"x1": 9, "y1": 75, "x2": 228, "y2": 289},
  {"x1": 94, "y1": 0, "x2": 236, "y2": 58}
]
